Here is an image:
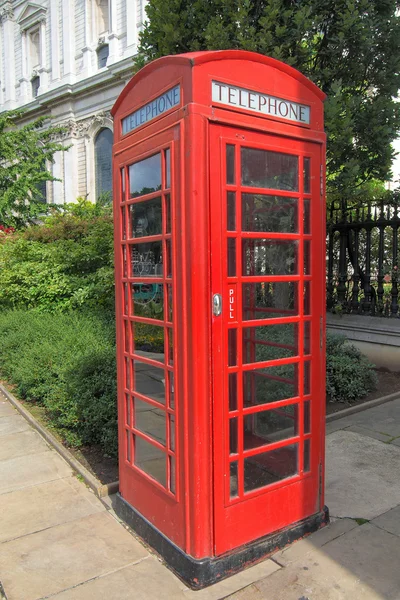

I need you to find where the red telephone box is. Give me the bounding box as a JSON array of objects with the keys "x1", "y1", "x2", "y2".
[{"x1": 111, "y1": 50, "x2": 328, "y2": 588}]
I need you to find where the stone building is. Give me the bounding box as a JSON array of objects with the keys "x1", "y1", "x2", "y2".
[{"x1": 0, "y1": 0, "x2": 148, "y2": 204}]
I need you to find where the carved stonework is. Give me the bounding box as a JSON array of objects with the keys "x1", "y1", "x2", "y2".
[
  {"x1": 0, "y1": 2, "x2": 14, "y2": 23},
  {"x1": 57, "y1": 111, "x2": 113, "y2": 140}
]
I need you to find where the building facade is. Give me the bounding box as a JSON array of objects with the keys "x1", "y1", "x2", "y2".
[{"x1": 0, "y1": 0, "x2": 148, "y2": 204}]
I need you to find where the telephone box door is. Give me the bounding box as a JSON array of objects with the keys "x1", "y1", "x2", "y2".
[{"x1": 210, "y1": 125, "x2": 325, "y2": 555}]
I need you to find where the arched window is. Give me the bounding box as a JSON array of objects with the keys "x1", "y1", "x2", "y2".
[
  {"x1": 94, "y1": 128, "x2": 113, "y2": 200},
  {"x1": 31, "y1": 76, "x2": 40, "y2": 98},
  {"x1": 97, "y1": 44, "x2": 109, "y2": 68}
]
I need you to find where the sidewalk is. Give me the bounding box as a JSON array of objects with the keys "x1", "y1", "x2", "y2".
[{"x1": 1, "y1": 388, "x2": 400, "y2": 600}]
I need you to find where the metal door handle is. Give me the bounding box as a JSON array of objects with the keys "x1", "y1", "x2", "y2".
[{"x1": 213, "y1": 294, "x2": 222, "y2": 316}]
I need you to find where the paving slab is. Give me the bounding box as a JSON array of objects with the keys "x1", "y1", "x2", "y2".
[
  {"x1": 0, "y1": 400, "x2": 17, "y2": 417},
  {"x1": 0, "y1": 414, "x2": 31, "y2": 436},
  {"x1": 0, "y1": 450, "x2": 72, "y2": 495},
  {"x1": 228, "y1": 523, "x2": 400, "y2": 600},
  {"x1": 0, "y1": 429, "x2": 48, "y2": 462},
  {"x1": 390, "y1": 437, "x2": 400, "y2": 447},
  {"x1": 345, "y1": 424, "x2": 393, "y2": 442},
  {"x1": 326, "y1": 397, "x2": 400, "y2": 438},
  {"x1": 0, "y1": 477, "x2": 105, "y2": 543},
  {"x1": 326, "y1": 430, "x2": 400, "y2": 519},
  {"x1": 0, "y1": 511, "x2": 149, "y2": 600},
  {"x1": 371, "y1": 504, "x2": 400, "y2": 537}
]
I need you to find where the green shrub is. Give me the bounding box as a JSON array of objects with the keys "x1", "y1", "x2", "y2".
[
  {"x1": 326, "y1": 333, "x2": 378, "y2": 403},
  {"x1": 0, "y1": 309, "x2": 118, "y2": 456}
]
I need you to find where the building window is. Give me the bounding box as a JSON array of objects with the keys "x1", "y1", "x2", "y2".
[
  {"x1": 29, "y1": 28, "x2": 41, "y2": 70},
  {"x1": 97, "y1": 44, "x2": 109, "y2": 69},
  {"x1": 96, "y1": 0, "x2": 109, "y2": 35},
  {"x1": 95, "y1": 128, "x2": 113, "y2": 200},
  {"x1": 31, "y1": 76, "x2": 40, "y2": 98}
]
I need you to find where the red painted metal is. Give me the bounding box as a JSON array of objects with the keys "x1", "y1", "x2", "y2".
[{"x1": 112, "y1": 50, "x2": 326, "y2": 560}]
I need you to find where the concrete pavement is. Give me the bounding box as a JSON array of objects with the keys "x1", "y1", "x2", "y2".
[{"x1": 1, "y1": 387, "x2": 400, "y2": 599}]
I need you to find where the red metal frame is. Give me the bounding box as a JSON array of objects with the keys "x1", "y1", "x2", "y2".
[{"x1": 112, "y1": 50, "x2": 326, "y2": 561}]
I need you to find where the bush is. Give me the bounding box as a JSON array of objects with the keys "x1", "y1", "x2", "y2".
[
  {"x1": 0, "y1": 309, "x2": 118, "y2": 456},
  {"x1": 326, "y1": 333, "x2": 378, "y2": 403}
]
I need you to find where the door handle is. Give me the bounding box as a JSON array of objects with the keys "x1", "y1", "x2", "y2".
[{"x1": 213, "y1": 294, "x2": 222, "y2": 316}]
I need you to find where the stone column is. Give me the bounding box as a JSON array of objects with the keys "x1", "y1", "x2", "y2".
[
  {"x1": 38, "y1": 18, "x2": 48, "y2": 91},
  {"x1": 0, "y1": 2, "x2": 16, "y2": 108},
  {"x1": 50, "y1": 0, "x2": 60, "y2": 83},
  {"x1": 107, "y1": 0, "x2": 118, "y2": 64},
  {"x1": 19, "y1": 30, "x2": 29, "y2": 102},
  {"x1": 125, "y1": 0, "x2": 138, "y2": 54},
  {"x1": 62, "y1": 0, "x2": 75, "y2": 83}
]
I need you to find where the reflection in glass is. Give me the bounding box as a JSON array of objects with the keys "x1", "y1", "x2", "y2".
[
  {"x1": 165, "y1": 194, "x2": 171, "y2": 233},
  {"x1": 123, "y1": 245, "x2": 127, "y2": 277},
  {"x1": 132, "y1": 282, "x2": 164, "y2": 317},
  {"x1": 242, "y1": 194, "x2": 298, "y2": 233},
  {"x1": 166, "y1": 239, "x2": 172, "y2": 278},
  {"x1": 121, "y1": 207, "x2": 126, "y2": 240},
  {"x1": 130, "y1": 197, "x2": 162, "y2": 237},
  {"x1": 170, "y1": 456, "x2": 176, "y2": 494},
  {"x1": 241, "y1": 148, "x2": 298, "y2": 191},
  {"x1": 126, "y1": 430, "x2": 131, "y2": 462},
  {"x1": 304, "y1": 282, "x2": 311, "y2": 315},
  {"x1": 133, "y1": 360, "x2": 165, "y2": 405},
  {"x1": 124, "y1": 283, "x2": 128, "y2": 314},
  {"x1": 243, "y1": 364, "x2": 298, "y2": 406},
  {"x1": 229, "y1": 373, "x2": 237, "y2": 411},
  {"x1": 125, "y1": 393, "x2": 131, "y2": 427},
  {"x1": 230, "y1": 418, "x2": 238, "y2": 454},
  {"x1": 167, "y1": 328, "x2": 174, "y2": 365},
  {"x1": 304, "y1": 199, "x2": 310, "y2": 234},
  {"x1": 244, "y1": 444, "x2": 298, "y2": 492},
  {"x1": 169, "y1": 414, "x2": 175, "y2": 451},
  {"x1": 304, "y1": 321, "x2": 311, "y2": 355},
  {"x1": 135, "y1": 435, "x2": 166, "y2": 486},
  {"x1": 121, "y1": 167, "x2": 125, "y2": 195},
  {"x1": 243, "y1": 323, "x2": 298, "y2": 364},
  {"x1": 168, "y1": 370, "x2": 174, "y2": 409},
  {"x1": 230, "y1": 461, "x2": 238, "y2": 498},
  {"x1": 304, "y1": 240, "x2": 311, "y2": 275},
  {"x1": 165, "y1": 148, "x2": 171, "y2": 189},
  {"x1": 304, "y1": 439, "x2": 310, "y2": 472},
  {"x1": 131, "y1": 242, "x2": 163, "y2": 277},
  {"x1": 304, "y1": 400, "x2": 311, "y2": 434},
  {"x1": 226, "y1": 144, "x2": 235, "y2": 184},
  {"x1": 244, "y1": 404, "x2": 298, "y2": 449},
  {"x1": 124, "y1": 319, "x2": 129, "y2": 353},
  {"x1": 166, "y1": 284, "x2": 173, "y2": 322},
  {"x1": 243, "y1": 282, "x2": 297, "y2": 320},
  {"x1": 242, "y1": 239, "x2": 297, "y2": 276},
  {"x1": 133, "y1": 322, "x2": 164, "y2": 354},
  {"x1": 228, "y1": 238, "x2": 236, "y2": 276},
  {"x1": 129, "y1": 154, "x2": 161, "y2": 198},
  {"x1": 134, "y1": 397, "x2": 166, "y2": 445},
  {"x1": 125, "y1": 356, "x2": 131, "y2": 389},
  {"x1": 227, "y1": 192, "x2": 236, "y2": 231},
  {"x1": 228, "y1": 329, "x2": 237, "y2": 366},
  {"x1": 303, "y1": 157, "x2": 310, "y2": 194},
  {"x1": 304, "y1": 361, "x2": 311, "y2": 395}
]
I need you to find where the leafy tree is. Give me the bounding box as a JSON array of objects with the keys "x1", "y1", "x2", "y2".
[
  {"x1": 135, "y1": 0, "x2": 400, "y2": 200},
  {"x1": 0, "y1": 110, "x2": 68, "y2": 227}
]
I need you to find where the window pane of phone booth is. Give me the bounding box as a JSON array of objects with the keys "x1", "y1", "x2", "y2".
[
  {"x1": 243, "y1": 282, "x2": 298, "y2": 320},
  {"x1": 243, "y1": 363, "x2": 299, "y2": 406},
  {"x1": 131, "y1": 242, "x2": 163, "y2": 277},
  {"x1": 130, "y1": 197, "x2": 162, "y2": 237},
  {"x1": 243, "y1": 404, "x2": 298, "y2": 450},
  {"x1": 226, "y1": 144, "x2": 235, "y2": 185},
  {"x1": 133, "y1": 360, "x2": 166, "y2": 405},
  {"x1": 242, "y1": 194, "x2": 298, "y2": 233},
  {"x1": 242, "y1": 323, "x2": 298, "y2": 364},
  {"x1": 129, "y1": 153, "x2": 161, "y2": 197},
  {"x1": 242, "y1": 239, "x2": 298, "y2": 276},
  {"x1": 134, "y1": 435, "x2": 166, "y2": 486},
  {"x1": 132, "y1": 282, "x2": 164, "y2": 316},
  {"x1": 227, "y1": 192, "x2": 236, "y2": 231},
  {"x1": 244, "y1": 444, "x2": 298, "y2": 492},
  {"x1": 241, "y1": 148, "x2": 299, "y2": 191},
  {"x1": 134, "y1": 397, "x2": 166, "y2": 446}
]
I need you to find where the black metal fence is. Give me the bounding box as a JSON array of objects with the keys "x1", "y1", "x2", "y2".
[{"x1": 326, "y1": 200, "x2": 400, "y2": 317}]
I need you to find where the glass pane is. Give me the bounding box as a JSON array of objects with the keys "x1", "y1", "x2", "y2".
[
  {"x1": 121, "y1": 167, "x2": 125, "y2": 195},
  {"x1": 227, "y1": 192, "x2": 236, "y2": 231},
  {"x1": 132, "y1": 282, "x2": 164, "y2": 317},
  {"x1": 135, "y1": 435, "x2": 166, "y2": 486},
  {"x1": 226, "y1": 144, "x2": 235, "y2": 184},
  {"x1": 241, "y1": 148, "x2": 299, "y2": 191},
  {"x1": 304, "y1": 400, "x2": 311, "y2": 434},
  {"x1": 244, "y1": 444, "x2": 298, "y2": 492},
  {"x1": 230, "y1": 418, "x2": 238, "y2": 454},
  {"x1": 134, "y1": 398, "x2": 166, "y2": 445},
  {"x1": 168, "y1": 370, "x2": 174, "y2": 409},
  {"x1": 169, "y1": 414, "x2": 175, "y2": 451},
  {"x1": 304, "y1": 240, "x2": 311, "y2": 275},
  {"x1": 243, "y1": 282, "x2": 298, "y2": 320},
  {"x1": 165, "y1": 148, "x2": 171, "y2": 189},
  {"x1": 243, "y1": 323, "x2": 298, "y2": 364},
  {"x1": 124, "y1": 319, "x2": 130, "y2": 353},
  {"x1": 304, "y1": 361, "x2": 310, "y2": 395},
  {"x1": 304, "y1": 321, "x2": 311, "y2": 355},
  {"x1": 228, "y1": 329, "x2": 237, "y2": 366},
  {"x1": 165, "y1": 194, "x2": 171, "y2": 233},
  {"x1": 129, "y1": 153, "x2": 161, "y2": 198},
  {"x1": 242, "y1": 239, "x2": 298, "y2": 276},
  {"x1": 123, "y1": 245, "x2": 127, "y2": 277},
  {"x1": 169, "y1": 455, "x2": 175, "y2": 494},
  {"x1": 304, "y1": 439, "x2": 310, "y2": 472},
  {"x1": 304, "y1": 282, "x2": 311, "y2": 315},
  {"x1": 167, "y1": 328, "x2": 174, "y2": 366},
  {"x1": 244, "y1": 404, "x2": 298, "y2": 450},
  {"x1": 303, "y1": 157, "x2": 310, "y2": 194},
  {"x1": 133, "y1": 322, "x2": 165, "y2": 355},
  {"x1": 243, "y1": 364, "x2": 298, "y2": 407},
  {"x1": 304, "y1": 199, "x2": 310, "y2": 234},
  {"x1": 121, "y1": 207, "x2": 126, "y2": 239},
  {"x1": 126, "y1": 430, "x2": 131, "y2": 462},
  {"x1": 230, "y1": 461, "x2": 238, "y2": 498},
  {"x1": 166, "y1": 284, "x2": 173, "y2": 322},
  {"x1": 131, "y1": 242, "x2": 163, "y2": 277},
  {"x1": 129, "y1": 197, "x2": 162, "y2": 238},
  {"x1": 166, "y1": 239, "x2": 172, "y2": 278},
  {"x1": 124, "y1": 283, "x2": 128, "y2": 314},
  {"x1": 133, "y1": 360, "x2": 165, "y2": 405},
  {"x1": 242, "y1": 194, "x2": 298, "y2": 233},
  {"x1": 125, "y1": 356, "x2": 131, "y2": 389},
  {"x1": 228, "y1": 238, "x2": 236, "y2": 276},
  {"x1": 229, "y1": 373, "x2": 237, "y2": 411},
  {"x1": 125, "y1": 393, "x2": 131, "y2": 427}
]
